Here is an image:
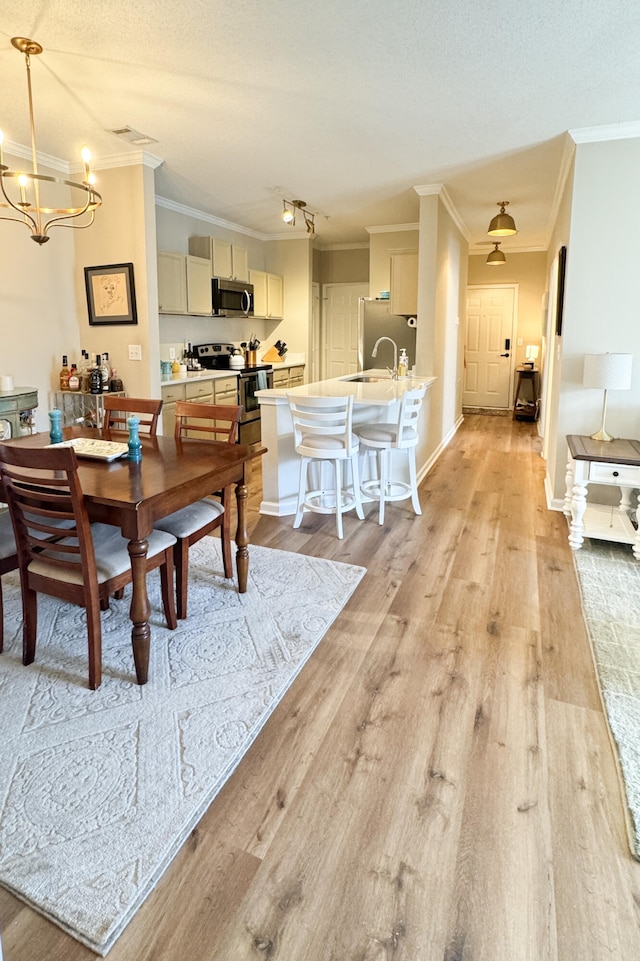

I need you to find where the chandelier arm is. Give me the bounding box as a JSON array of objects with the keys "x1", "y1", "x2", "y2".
[{"x1": 0, "y1": 174, "x2": 39, "y2": 233}]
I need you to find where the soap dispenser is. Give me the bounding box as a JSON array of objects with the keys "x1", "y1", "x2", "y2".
[{"x1": 397, "y1": 348, "x2": 408, "y2": 378}]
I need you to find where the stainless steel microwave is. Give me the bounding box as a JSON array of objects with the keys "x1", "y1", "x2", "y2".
[{"x1": 212, "y1": 277, "x2": 254, "y2": 317}]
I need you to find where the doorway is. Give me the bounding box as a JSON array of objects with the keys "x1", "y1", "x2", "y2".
[
  {"x1": 321, "y1": 283, "x2": 369, "y2": 379},
  {"x1": 463, "y1": 285, "x2": 517, "y2": 410}
]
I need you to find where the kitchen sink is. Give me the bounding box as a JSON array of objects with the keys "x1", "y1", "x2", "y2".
[{"x1": 347, "y1": 375, "x2": 391, "y2": 383}]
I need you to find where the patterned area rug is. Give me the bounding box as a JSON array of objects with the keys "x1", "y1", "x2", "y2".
[
  {"x1": 573, "y1": 538, "x2": 640, "y2": 860},
  {"x1": 0, "y1": 541, "x2": 366, "y2": 954}
]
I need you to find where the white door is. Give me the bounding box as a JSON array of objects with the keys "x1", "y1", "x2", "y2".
[
  {"x1": 322, "y1": 283, "x2": 369, "y2": 379},
  {"x1": 463, "y1": 285, "x2": 516, "y2": 409}
]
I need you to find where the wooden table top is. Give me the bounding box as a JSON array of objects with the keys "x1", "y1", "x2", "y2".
[{"x1": 567, "y1": 434, "x2": 640, "y2": 465}]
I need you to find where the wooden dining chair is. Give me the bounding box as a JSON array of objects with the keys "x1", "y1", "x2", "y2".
[
  {"x1": 0, "y1": 509, "x2": 18, "y2": 654},
  {"x1": 0, "y1": 443, "x2": 177, "y2": 689},
  {"x1": 154, "y1": 400, "x2": 243, "y2": 619},
  {"x1": 102, "y1": 395, "x2": 163, "y2": 434}
]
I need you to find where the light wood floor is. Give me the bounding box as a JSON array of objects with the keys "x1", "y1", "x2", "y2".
[{"x1": 3, "y1": 414, "x2": 640, "y2": 960}]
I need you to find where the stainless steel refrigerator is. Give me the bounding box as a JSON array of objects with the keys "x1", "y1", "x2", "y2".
[{"x1": 358, "y1": 298, "x2": 417, "y2": 371}]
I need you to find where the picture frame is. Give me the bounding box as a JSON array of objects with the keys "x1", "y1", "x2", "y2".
[
  {"x1": 84, "y1": 263, "x2": 138, "y2": 326},
  {"x1": 555, "y1": 245, "x2": 567, "y2": 336}
]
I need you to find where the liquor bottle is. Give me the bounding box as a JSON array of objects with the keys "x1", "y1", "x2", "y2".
[
  {"x1": 59, "y1": 355, "x2": 70, "y2": 391},
  {"x1": 68, "y1": 364, "x2": 80, "y2": 391},
  {"x1": 100, "y1": 353, "x2": 110, "y2": 392},
  {"x1": 90, "y1": 354, "x2": 103, "y2": 394}
]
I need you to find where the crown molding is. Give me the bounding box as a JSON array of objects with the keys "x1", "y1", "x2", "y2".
[
  {"x1": 366, "y1": 222, "x2": 419, "y2": 234},
  {"x1": 570, "y1": 120, "x2": 640, "y2": 143},
  {"x1": 1, "y1": 139, "x2": 68, "y2": 173},
  {"x1": 155, "y1": 195, "x2": 267, "y2": 240},
  {"x1": 318, "y1": 242, "x2": 369, "y2": 251},
  {"x1": 2, "y1": 141, "x2": 165, "y2": 176},
  {"x1": 413, "y1": 182, "x2": 471, "y2": 242}
]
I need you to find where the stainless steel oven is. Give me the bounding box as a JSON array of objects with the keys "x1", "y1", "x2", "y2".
[
  {"x1": 238, "y1": 367, "x2": 273, "y2": 444},
  {"x1": 194, "y1": 343, "x2": 272, "y2": 445}
]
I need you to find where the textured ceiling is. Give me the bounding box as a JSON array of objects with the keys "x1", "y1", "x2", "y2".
[{"x1": 1, "y1": 1, "x2": 640, "y2": 250}]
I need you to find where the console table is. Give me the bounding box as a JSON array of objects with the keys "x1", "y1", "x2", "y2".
[
  {"x1": 0, "y1": 386, "x2": 38, "y2": 440},
  {"x1": 564, "y1": 434, "x2": 640, "y2": 558},
  {"x1": 513, "y1": 366, "x2": 540, "y2": 421}
]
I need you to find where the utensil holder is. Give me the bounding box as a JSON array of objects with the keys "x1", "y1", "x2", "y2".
[{"x1": 247, "y1": 350, "x2": 257, "y2": 367}]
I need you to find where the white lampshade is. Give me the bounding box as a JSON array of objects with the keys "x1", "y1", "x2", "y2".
[
  {"x1": 525, "y1": 345, "x2": 539, "y2": 361},
  {"x1": 583, "y1": 353, "x2": 633, "y2": 391}
]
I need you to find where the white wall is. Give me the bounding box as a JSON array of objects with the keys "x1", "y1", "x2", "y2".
[
  {"x1": 548, "y1": 137, "x2": 640, "y2": 503},
  {"x1": 0, "y1": 148, "x2": 78, "y2": 431}
]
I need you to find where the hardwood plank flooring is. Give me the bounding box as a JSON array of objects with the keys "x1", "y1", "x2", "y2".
[{"x1": 3, "y1": 414, "x2": 640, "y2": 960}]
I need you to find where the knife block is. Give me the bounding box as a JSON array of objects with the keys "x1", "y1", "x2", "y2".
[{"x1": 261, "y1": 346, "x2": 283, "y2": 363}]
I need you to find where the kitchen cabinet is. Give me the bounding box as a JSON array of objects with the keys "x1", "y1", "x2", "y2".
[
  {"x1": 158, "y1": 251, "x2": 212, "y2": 316},
  {"x1": 250, "y1": 269, "x2": 284, "y2": 319},
  {"x1": 186, "y1": 255, "x2": 213, "y2": 315},
  {"x1": 272, "y1": 365, "x2": 305, "y2": 389},
  {"x1": 390, "y1": 250, "x2": 418, "y2": 316},
  {"x1": 188, "y1": 236, "x2": 249, "y2": 282},
  {"x1": 158, "y1": 250, "x2": 187, "y2": 314},
  {"x1": 161, "y1": 382, "x2": 185, "y2": 436},
  {"x1": 161, "y1": 375, "x2": 239, "y2": 437}
]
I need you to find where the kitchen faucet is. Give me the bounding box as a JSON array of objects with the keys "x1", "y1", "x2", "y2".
[{"x1": 371, "y1": 336, "x2": 398, "y2": 379}]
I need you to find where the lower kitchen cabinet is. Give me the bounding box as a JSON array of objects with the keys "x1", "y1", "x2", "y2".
[
  {"x1": 272, "y1": 365, "x2": 305, "y2": 390},
  {"x1": 161, "y1": 376, "x2": 239, "y2": 437}
]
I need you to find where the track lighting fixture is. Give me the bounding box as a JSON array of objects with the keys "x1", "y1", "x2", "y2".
[
  {"x1": 488, "y1": 201, "x2": 517, "y2": 237},
  {"x1": 486, "y1": 242, "x2": 506, "y2": 265},
  {"x1": 281, "y1": 198, "x2": 315, "y2": 234}
]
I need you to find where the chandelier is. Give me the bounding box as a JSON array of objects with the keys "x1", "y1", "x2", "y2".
[
  {"x1": 281, "y1": 199, "x2": 315, "y2": 234},
  {"x1": 0, "y1": 37, "x2": 102, "y2": 245}
]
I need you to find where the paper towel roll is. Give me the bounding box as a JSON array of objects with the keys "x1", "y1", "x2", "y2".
[{"x1": 0, "y1": 375, "x2": 14, "y2": 391}]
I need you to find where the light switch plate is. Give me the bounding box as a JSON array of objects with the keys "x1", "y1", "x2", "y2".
[{"x1": 128, "y1": 344, "x2": 142, "y2": 361}]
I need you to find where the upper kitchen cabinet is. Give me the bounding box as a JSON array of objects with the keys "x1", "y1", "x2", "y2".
[
  {"x1": 250, "y1": 269, "x2": 284, "y2": 319},
  {"x1": 186, "y1": 255, "x2": 213, "y2": 315},
  {"x1": 188, "y1": 236, "x2": 250, "y2": 282},
  {"x1": 157, "y1": 251, "x2": 211, "y2": 315},
  {"x1": 390, "y1": 250, "x2": 418, "y2": 316},
  {"x1": 158, "y1": 250, "x2": 187, "y2": 314}
]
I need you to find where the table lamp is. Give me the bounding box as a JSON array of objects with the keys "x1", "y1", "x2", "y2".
[
  {"x1": 524, "y1": 345, "x2": 539, "y2": 368},
  {"x1": 582, "y1": 352, "x2": 633, "y2": 442}
]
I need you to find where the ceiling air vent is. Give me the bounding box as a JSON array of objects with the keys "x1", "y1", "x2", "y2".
[{"x1": 111, "y1": 126, "x2": 158, "y2": 146}]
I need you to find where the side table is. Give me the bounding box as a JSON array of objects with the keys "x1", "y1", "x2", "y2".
[
  {"x1": 513, "y1": 366, "x2": 540, "y2": 421},
  {"x1": 564, "y1": 434, "x2": 640, "y2": 558}
]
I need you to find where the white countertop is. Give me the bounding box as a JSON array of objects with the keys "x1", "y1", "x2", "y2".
[
  {"x1": 160, "y1": 369, "x2": 240, "y2": 388},
  {"x1": 257, "y1": 369, "x2": 435, "y2": 407}
]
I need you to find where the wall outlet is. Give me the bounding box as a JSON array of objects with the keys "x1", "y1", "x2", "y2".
[
  {"x1": 128, "y1": 344, "x2": 142, "y2": 361},
  {"x1": 169, "y1": 347, "x2": 176, "y2": 360}
]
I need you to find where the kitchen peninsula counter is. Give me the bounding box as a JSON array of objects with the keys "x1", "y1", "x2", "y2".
[{"x1": 257, "y1": 370, "x2": 435, "y2": 516}]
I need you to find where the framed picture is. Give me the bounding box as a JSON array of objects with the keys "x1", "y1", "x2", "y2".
[
  {"x1": 85, "y1": 263, "x2": 138, "y2": 326},
  {"x1": 555, "y1": 245, "x2": 567, "y2": 336}
]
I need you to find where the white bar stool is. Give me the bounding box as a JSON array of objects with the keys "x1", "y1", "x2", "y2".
[
  {"x1": 356, "y1": 385, "x2": 426, "y2": 525},
  {"x1": 288, "y1": 394, "x2": 364, "y2": 539}
]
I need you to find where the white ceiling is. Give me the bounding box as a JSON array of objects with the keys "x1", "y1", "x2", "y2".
[{"x1": 2, "y1": 1, "x2": 640, "y2": 251}]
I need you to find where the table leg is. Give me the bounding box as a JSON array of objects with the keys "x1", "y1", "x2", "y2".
[
  {"x1": 568, "y1": 479, "x2": 588, "y2": 551},
  {"x1": 128, "y1": 537, "x2": 151, "y2": 684},
  {"x1": 235, "y1": 481, "x2": 249, "y2": 593}
]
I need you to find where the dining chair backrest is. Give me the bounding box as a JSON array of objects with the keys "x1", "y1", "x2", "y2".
[
  {"x1": 288, "y1": 394, "x2": 356, "y2": 459},
  {"x1": 0, "y1": 444, "x2": 97, "y2": 585},
  {"x1": 174, "y1": 400, "x2": 242, "y2": 443},
  {"x1": 102, "y1": 395, "x2": 163, "y2": 435},
  {"x1": 395, "y1": 386, "x2": 426, "y2": 449}
]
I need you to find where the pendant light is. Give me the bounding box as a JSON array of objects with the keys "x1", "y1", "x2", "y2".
[
  {"x1": 486, "y1": 242, "x2": 506, "y2": 266},
  {"x1": 488, "y1": 201, "x2": 517, "y2": 237},
  {"x1": 0, "y1": 37, "x2": 102, "y2": 245}
]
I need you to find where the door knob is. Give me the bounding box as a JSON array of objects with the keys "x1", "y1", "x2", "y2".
[{"x1": 500, "y1": 352, "x2": 510, "y2": 357}]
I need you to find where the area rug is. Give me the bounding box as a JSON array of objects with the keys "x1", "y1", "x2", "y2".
[
  {"x1": 0, "y1": 541, "x2": 366, "y2": 954},
  {"x1": 573, "y1": 538, "x2": 640, "y2": 860}
]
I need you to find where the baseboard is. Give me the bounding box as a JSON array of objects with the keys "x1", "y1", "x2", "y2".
[{"x1": 417, "y1": 414, "x2": 463, "y2": 485}]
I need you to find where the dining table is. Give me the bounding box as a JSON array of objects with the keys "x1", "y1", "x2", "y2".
[{"x1": 1, "y1": 426, "x2": 266, "y2": 684}]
